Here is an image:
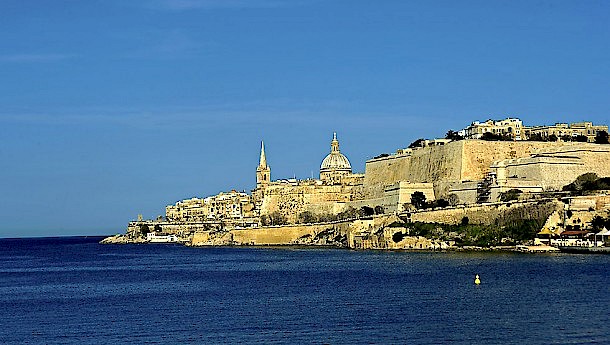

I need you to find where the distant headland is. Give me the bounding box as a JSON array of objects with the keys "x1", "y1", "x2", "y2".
[{"x1": 102, "y1": 118, "x2": 610, "y2": 252}]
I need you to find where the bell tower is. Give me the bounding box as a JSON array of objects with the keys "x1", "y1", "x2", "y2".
[{"x1": 256, "y1": 141, "x2": 270, "y2": 188}]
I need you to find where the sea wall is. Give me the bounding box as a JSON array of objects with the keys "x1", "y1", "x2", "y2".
[
  {"x1": 231, "y1": 224, "x2": 329, "y2": 245},
  {"x1": 190, "y1": 221, "x2": 353, "y2": 246}
]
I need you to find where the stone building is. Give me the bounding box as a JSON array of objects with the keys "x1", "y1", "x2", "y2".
[
  {"x1": 256, "y1": 141, "x2": 270, "y2": 189},
  {"x1": 166, "y1": 190, "x2": 255, "y2": 223},
  {"x1": 164, "y1": 124, "x2": 610, "y2": 229},
  {"x1": 487, "y1": 143, "x2": 610, "y2": 200},
  {"x1": 253, "y1": 133, "x2": 365, "y2": 223},
  {"x1": 320, "y1": 133, "x2": 353, "y2": 184},
  {"x1": 523, "y1": 122, "x2": 608, "y2": 143},
  {"x1": 464, "y1": 118, "x2": 524, "y2": 140}
]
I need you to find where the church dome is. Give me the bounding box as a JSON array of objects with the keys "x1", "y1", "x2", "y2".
[
  {"x1": 321, "y1": 151, "x2": 351, "y2": 171},
  {"x1": 320, "y1": 133, "x2": 352, "y2": 172}
]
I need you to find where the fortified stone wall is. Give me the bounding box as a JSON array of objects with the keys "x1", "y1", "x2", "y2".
[
  {"x1": 363, "y1": 140, "x2": 610, "y2": 202},
  {"x1": 407, "y1": 200, "x2": 563, "y2": 225},
  {"x1": 230, "y1": 222, "x2": 352, "y2": 245},
  {"x1": 363, "y1": 153, "x2": 412, "y2": 199},
  {"x1": 494, "y1": 145, "x2": 610, "y2": 191},
  {"x1": 259, "y1": 183, "x2": 357, "y2": 222}
]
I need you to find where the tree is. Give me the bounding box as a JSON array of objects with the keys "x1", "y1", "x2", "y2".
[
  {"x1": 591, "y1": 216, "x2": 604, "y2": 229},
  {"x1": 447, "y1": 194, "x2": 460, "y2": 206},
  {"x1": 500, "y1": 189, "x2": 522, "y2": 202},
  {"x1": 411, "y1": 191, "x2": 427, "y2": 209},
  {"x1": 373, "y1": 153, "x2": 390, "y2": 159},
  {"x1": 432, "y1": 199, "x2": 449, "y2": 208},
  {"x1": 408, "y1": 138, "x2": 425, "y2": 148},
  {"x1": 337, "y1": 207, "x2": 359, "y2": 220},
  {"x1": 461, "y1": 216, "x2": 469, "y2": 226},
  {"x1": 481, "y1": 132, "x2": 509, "y2": 141},
  {"x1": 268, "y1": 211, "x2": 288, "y2": 226},
  {"x1": 595, "y1": 130, "x2": 609, "y2": 144},
  {"x1": 528, "y1": 133, "x2": 546, "y2": 142},
  {"x1": 139, "y1": 224, "x2": 150, "y2": 237},
  {"x1": 445, "y1": 130, "x2": 463, "y2": 141},
  {"x1": 374, "y1": 205, "x2": 385, "y2": 215},
  {"x1": 549, "y1": 134, "x2": 558, "y2": 142},
  {"x1": 575, "y1": 134, "x2": 588, "y2": 142},
  {"x1": 562, "y1": 173, "x2": 599, "y2": 193},
  {"x1": 392, "y1": 232, "x2": 406, "y2": 243},
  {"x1": 298, "y1": 211, "x2": 317, "y2": 224},
  {"x1": 360, "y1": 206, "x2": 375, "y2": 217},
  {"x1": 260, "y1": 215, "x2": 270, "y2": 226}
]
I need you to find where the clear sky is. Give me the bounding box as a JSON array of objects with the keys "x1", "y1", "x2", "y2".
[{"x1": 1, "y1": 0, "x2": 608, "y2": 237}]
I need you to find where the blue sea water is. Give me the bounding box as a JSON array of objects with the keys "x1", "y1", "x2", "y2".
[{"x1": 0, "y1": 237, "x2": 609, "y2": 344}]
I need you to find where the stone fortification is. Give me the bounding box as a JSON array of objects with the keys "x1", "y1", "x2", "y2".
[
  {"x1": 363, "y1": 142, "x2": 463, "y2": 200},
  {"x1": 363, "y1": 140, "x2": 610, "y2": 203},
  {"x1": 190, "y1": 221, "x2": 352, "y2": 246},
  {"x1": 458, "y1": 140, "x2": 560, "y2": 181},
  {"x1": 258, "y1": 179, "x2": 364, "y2": 223},
  {"x1": 491, "y1": 144, "x2": 610, "y2": 193},
  {"x1": 407, "y1": 199, "x2": 562, "y2": 226}
]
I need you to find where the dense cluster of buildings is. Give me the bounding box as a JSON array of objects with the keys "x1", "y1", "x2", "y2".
[{"x1": 160, "y1": 118, "x2": 610, "y2": 229}]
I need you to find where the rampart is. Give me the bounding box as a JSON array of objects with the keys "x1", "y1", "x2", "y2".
[
  {"x1": 406, "y1": 199, "x2": 563, "y2": 225},
  {"x1": 191, "y1": 221, "x2": 353, "y2": 246},
  {"x1": 363, "y1": 140, "x2": 610, "y2": 200}
]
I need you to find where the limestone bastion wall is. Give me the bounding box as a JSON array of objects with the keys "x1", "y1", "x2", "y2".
[
  {"x1": 363, "y1": 141, "x2": 464, "y2": 199},
  {"x1": 230, "y1": 222, "x2": 352, "y2": 245},
  {"x1": 459, "y1": 140, "x2": 610, "y2": 182},
  {"x1": 408, "y1": 200, "x2": 563, "y2": 225},
  {"x1": 259, "y1": 184, "x2": 356, "y2": 222},
  {"x1": 363, "y1": 140, "x2": 606, "y2": 201},
  {"x1": 495, "y1": 144, "x2": 610, "y2": 191}
]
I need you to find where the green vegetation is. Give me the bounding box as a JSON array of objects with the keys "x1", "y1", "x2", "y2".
[
  {"x1": 410, "y1": 191, "x2": 450, "y2": 209},
  {"x1": 294, "y1": 206, "x2": 384, "y2": 225},
  {"x1": 373, "y1": 153, "x2": 390, "y2": 159},
  {"x1": 298, "y1": 211, "x2": 318, "y2": 224},
  {"x1": 499, "y1": 189, "x2": 522, "y2": 202},
  {"x1": 139, "y1": 224, "x2": 150, "y2": 237},
  {"x1": 406, "y1": 219, "x2": 545, "y2": 246},
  {"x1": 445, "y1": 130, "x2": 463, "y2": 141},
  {"x1": 399, "y1": 201, "x2": 556, "y2": 246},
  {"x1": 408, "y1": 138, "x2": 425, "y2": 148},
  {"x1": 410, "y1": 191, "x2": 427, "y2": 209},
  {"x1": 562, "y1": 173, "x2": 610, "y2": 195},
  {"x1": 261, "y1": 211, "x2": 288, "y2": 226},
  {"x1": 528, "y1": 133, "x2": 558, "y2": 142},
  {"x1": 595, "y1": 130, "x2": 609, "y2": 144},
  {"x1": 480, "y1": 132, "x2": 511, "y2": 141},
  {"x1": 591, "y1": 215, "x2": 610, "y2": 230}
]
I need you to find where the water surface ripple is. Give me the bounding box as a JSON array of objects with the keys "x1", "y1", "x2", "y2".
[{"x1": 0, "y1": 237, "x2": 608, "y2": 344}]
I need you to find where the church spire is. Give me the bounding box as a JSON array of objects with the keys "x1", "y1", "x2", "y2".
[
  {"x1": 331, "y1": 132, "x2": 340, "y2": 153},
  {"x1": 259, "y1": 141, "x2": 268, "y2": 168},
  {"x1": 256, "y1": 141, "x2": 270, "y2": 188}
]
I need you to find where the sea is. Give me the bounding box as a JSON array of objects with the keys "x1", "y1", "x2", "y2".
[{"x1": 0, "y1": 237, "x2": 609, "y2": 344}]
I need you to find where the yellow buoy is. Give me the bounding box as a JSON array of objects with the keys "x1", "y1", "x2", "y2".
[{"x1": 475, "y1": 274, "x2": 481, "y2": 285}]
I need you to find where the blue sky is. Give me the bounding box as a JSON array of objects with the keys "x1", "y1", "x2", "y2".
[{"x1": 1, "y1": 0, "x2": 609, "y2": 237}]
